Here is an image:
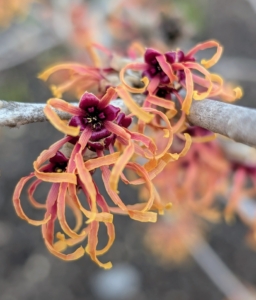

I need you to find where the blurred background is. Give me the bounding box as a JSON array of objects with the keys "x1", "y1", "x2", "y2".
[{"x1": 1, "y1": 0, "x2": 256, "y2": 299}]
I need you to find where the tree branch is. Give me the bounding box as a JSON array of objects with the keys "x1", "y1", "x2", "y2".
[
  {"x1": 1, "y1": 99, "x2": 256, "y2": 148},
  {"x1": 187, "y1": 100, "x2": 256, "y2": 147},
  {"x1": 0, "y1": 99, "x2": 128, "y2": 127}
]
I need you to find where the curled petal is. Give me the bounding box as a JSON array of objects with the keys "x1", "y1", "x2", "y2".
[
  {"x1": 44, "y1": 105, "x2": 80, "y2": 137},
  {"x1": 224, "y1": 168, "x2": 246, "y2": 223},
  {"x1": 184, "y1": 62, "x2": 213, "y2": 100},
  {"x1": 86, "y1": 222, "x2": 112, "y2": 269},
  {"x1": 94, "y1": 190, "x2": 115, "y2": 256},
  {"x1": 109, "y1": 141, "x2": 135, "y2": 192},
  {"x1": 98, "y1": 86, "x2": 117, "y2": 109},
  {"x1": 115, "y1": 86, "x2": 153, "y2": 123},
  {"x1": 156, "y1": 55, "x2": 177, "y2": 82},
  {"x1": 28, "y1": 179, "x2": 46, "y2": 209},
  {"x1": 43, "y1": 229, "x2": 85, "y2": 261},
  {"x1": 130, "y1": 153, "x2": 179, "y2": 185},
  {"x1": 68, "y1": 183, "x2": 113, "y2": 223},
  {"x1": 43, "y1": 184, "x2": 59, "y2": 242},
  {"x1": 13, "y1": 174, "x2": 51, "y2": 225},
  {"x1": 42, "y1": 187, "x2": 85, "y2": 261},
  {"x1": 172, "y1": 91, "x2": 186, "y2": 134},
  {"x1": 219, "y1": 86, "x2": 243, "y2": 102},
  {"x1": 177, "y1": 133, "x2": 192, "y2": 157},
  {"x1": 128, "y1": 42, "x2": 145, "y2": 58},
  {"x1": 109, "y1": 206, "x2": 157, "y2": 222},
  {"x1": 104, "y1": 119, "x2": 131, "y2": 141},
  {"x1": 208, "y1": 73, "x2": 224, "y2": 97},
  {"x1": 185, "y1": 40, "x2": 223, "y2": 69},
  {"x1": 129, "y1": 132, "x2": 157, "y2": 155},
  {"x1": 145, "y1": 93, "x2": 176, "y2": 110},
  {"x1": 84, "y1": 152, "x2": 120, "y2": 171},
  {"x1": 101, "y1": 165, "x2": 128, "y2": 211},
  {"x1": 47, "y1": 98, "x2": 83, "y2": 115},
  {"x1": 126, "y1": 162, "x2": 154, "y2": 212},
  {"x1": 38, "y1": 63, "x2": 98, "y2": 81},
  {"x1": 66, "y1": 193, "x2": 83, "y2": 233},
  {"x1": 181, "y1": 68, "x2": 194, "y2": 114},
  {"x1": 50, "y1": 75, "x2": 83, "y2": 98},
  {"x1": 143, "y1": 107, "x2": 173, "y2": 160},
  {"x1": 119, "y1": 62, "x2": 149, "y2": 93},
  {"x1": 67, "y1": 128, "x2": 92, "y2": 174},
  {"x1": 127, "y1": 210, "x2": 157, "y2": 222},
  {"x1": 33, "y1": 137, "x2": 77, "y2": 184},
  {"x1": 190, "y1": 133, "x2": 216, "y2": 143},
  {"x1": 76, "y1": 153, "x2": 97, "y2": 215},
  {"x1": 57, "y1": 183, "x2": 86, "y2": 239},
  {"x1": 100, "y1": 159, "x2": 157, "y2": 222}
]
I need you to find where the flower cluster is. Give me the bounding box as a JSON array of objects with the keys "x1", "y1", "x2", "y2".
[
  {"x1": 14, "y1": 39, "x2": 250, "y2": 267},
  {"x1": 143, "y1": 131, "x2": 256, "y2": 265},
  {"x1": 120, "y1": 40, "x2": 243, "y2": 118},
  {"x1": 13, "y1": 85, "x2": 183, "y2": 268}
]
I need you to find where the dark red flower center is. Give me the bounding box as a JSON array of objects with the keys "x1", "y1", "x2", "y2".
[
  {"x1": 47, "y1": 151, "x2": 69, "y2": 173},
  {"x1": 84, "y1": 107, "x2": 105, "y2": 131}
]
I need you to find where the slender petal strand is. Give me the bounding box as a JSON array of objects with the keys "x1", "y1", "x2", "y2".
[
  {"x1": 68, "y1": 184, "x2": 113, "y2": 223},
  {"x1": 47, "y1": 98, "x2": 83, "y2": 115},
  {"x1": 185, "y1": 40, "x2": 223, "y2": 69},
  {"x1": 84, "y1": 152, "x2": 120, "y2": 171},
  {"x1": 119, "y1": 62, "x2": 149, "y2": 93},
  {"x1": 13, "y1": 175, "x2": 51, "y2": 225},
  {"x1": 181, "y1": 68, "x2": 194, "y2": 114},
  {"x1": 76, "y1": 153, "x2": 97, "y2": 215},
  {"x1": 94, "y1": 190, "x2": 115, "y2": 256},
  {"x1": 145, "y1": 93, "x2": 176, "y2": 109},
  {"x1": 57, "y1": 183, "x2": 86, "y2": 239},
  {"x1": 115, "y1": 86, "x2": 153, "y2": 123},
  {"x1": 38, "y1": 63, "x2": 99, "y2": 81},
  {"x1": 28, "y1": 179, "x2": 46, "y2": 209},
  {"x1": 184, "y1": 62, "x2": 213, "y2": 100},
  {"x1": 110, "y1": 141, "x2": 135, "y2": 192},
  {"x1": 44, "y1": 105, "x2": 80, "y2": 137},
  {"x1": 86, "y1": 222, "x2": 112, "y2": 269},
  {"x1": 33, "y1": 137, "x2": 77, "y2": 184},
  {"x1": 98, "y1": 87, "x2": 117, "y2": 110},
  {"x1": 156, "y1": 55, "x2": 177, "y2": 82}
]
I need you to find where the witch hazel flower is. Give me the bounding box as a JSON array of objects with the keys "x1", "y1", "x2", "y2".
[
  {"x1": 38, "y1": 44, "x2": 130, "y2": 100},
  {"x1": 120, "y1": 40, "x2": 243, "y2": 116},
  {"x1": 44, "y1": 86, "x2": 174, "y2": 200},
  {"x1": 13, "y1": 135, "x2": 118, "y2": 267}
]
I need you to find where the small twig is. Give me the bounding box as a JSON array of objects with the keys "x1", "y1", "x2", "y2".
[{"x1": 1, "y1": 99, "x2": 256, "y2": 148}]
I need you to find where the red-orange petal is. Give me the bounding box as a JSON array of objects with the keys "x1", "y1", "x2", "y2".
[
  {"x1": 186, "y1": 40, "x2": 223, "y2": 69},
  {"x1": 44, "y1": 104, "x2": 80, "y2": 137},
  {"x1": 109, "y1": 141, "x2": 135, "y2": 192},
  {"x1": 115, "y1": 85, "x2": 153, "y2": 123},
  {"x1": 13, "y1": 174, "x2": 51, "y2": 226}
]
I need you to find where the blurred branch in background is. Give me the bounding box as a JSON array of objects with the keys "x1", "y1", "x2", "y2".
[
  {"x1": 189, "y1": 239, "x2": 256, "y2": 300},
  {"x1": 245, "y1": 0, "x2": 256, "y2": 12}
]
